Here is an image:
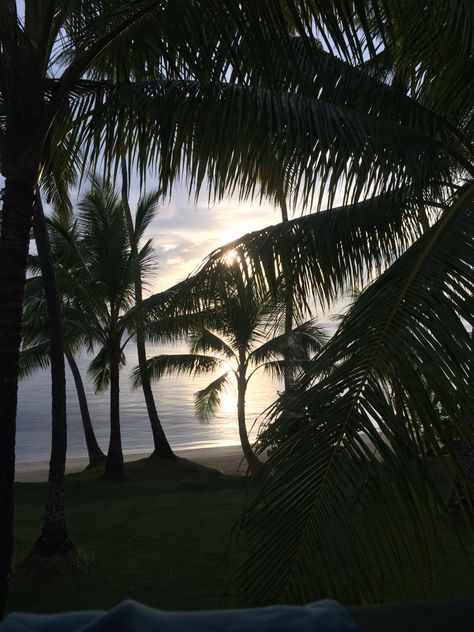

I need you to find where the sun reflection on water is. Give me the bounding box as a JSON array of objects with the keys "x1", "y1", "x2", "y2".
[{"x1": 220, "y1": 386, "x2": 237, "y2": 414}]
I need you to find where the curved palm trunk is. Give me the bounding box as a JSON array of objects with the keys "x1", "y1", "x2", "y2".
[
  {"x1": 65, "y1": 352, "x2": 105, "y2": 467},
  {"x1": 0, "y1": 176, "x2": 36, "y2": 614},
  {"x1": 237, "y1": 377, "x2": 263, "y2": 475},
  {"x1": 31, "y1": 193, "x2": 72, "y2": 557},
  {"x1": 104, "y1": 349, "x2": 125, "y2": 480},
  {"x1": 120, "y1": 158, "x2": 175, "y2": 460},
  {"x1": 136, "y1": 332, "x2": 176, "y2": 459}
]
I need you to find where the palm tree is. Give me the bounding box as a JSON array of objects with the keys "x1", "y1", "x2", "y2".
[
  {"x1": 120, "y1": 159, "x2": 175, "y2": 460},
  {"x1": 20, "y1": 279, "x2": 106, "y2": 470},
  {"x1": 65, "y1": 352, "x2": 106, "y2": 468},
  {"x1": 27, "y1": 193, "x2": 73, "y2": 556},
  {"x1": 134, "y1": 266, "x2": 326, "y2": 474}
]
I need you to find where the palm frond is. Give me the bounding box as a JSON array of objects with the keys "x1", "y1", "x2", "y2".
[
  {"x1": 235, "y1": 182, "x2": 474, "y2": 605},
  {"x1": 123, "y1": 283, "x2": 210, "y2": 339},
  {"x1": 130, "y1": 353, "x2": 223, "y2": 388},
  {"x1": 192, "y1": 191, "x2": 428, "y2": 311},
  {"x1": 87, "y1": 347, "x2": 111, "y2": 393},
  {"x1": 74, "y1": 76, "x2": 454, "y2": 209},
  {"x1": 19, "y1": 343, "x2": 51, "y2": 379},
  {"x1": 87, "y1": 346, "x2": 126, "y2": 393},
  {"x1": 134, "y1": 189, "x2": 161, "y2": 243},
  {"x1": 251, "y1": 320, "x2": 328, "y2": 366},
  {"x1": 137, "y1": 237, "x2": 158, "y2": 285},
  {"x1": 189, "y1": 329, "x2": 236, "y2": 361},
  {"x1": 22, "y1": 280, "x2": 50, "y2": 349},
  {"x1": 257, "y1": 360, "x2": 288, "y2": 381},
  {"x1": 362, "y1": 1, "x2": 474, "y2": 123},
  {"x1": 195, "y1": 371, "x2": 232, "y2": 423}
]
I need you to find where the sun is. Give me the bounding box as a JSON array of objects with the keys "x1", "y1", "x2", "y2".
[
  {"x1": 220, "y1": 386, "x2": 237, "y2": 414},
  {"x1": 222, "y1": 248, "x2": 238, "y2": 266}
]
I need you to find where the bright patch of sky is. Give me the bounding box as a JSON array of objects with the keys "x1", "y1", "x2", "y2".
[{"x1": 127, "y1": 179, "x2": 283, "y2": 295}]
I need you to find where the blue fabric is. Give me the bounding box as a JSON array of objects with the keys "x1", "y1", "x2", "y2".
[{"x1": 1, "y1": 599, "x2": 359, "y2": 631}]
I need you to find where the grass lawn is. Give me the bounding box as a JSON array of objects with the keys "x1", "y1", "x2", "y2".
[
  {"x1": 8, "y1": 458, "x2": 246, "y2": 614},
  {"x1": 6, "y1": 456, "x2": 474, "y2": 615}
]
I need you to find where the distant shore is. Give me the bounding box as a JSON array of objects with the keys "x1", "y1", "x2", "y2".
[{"x1": 15, "y1": 445, "x2": 248, "y2": 483}]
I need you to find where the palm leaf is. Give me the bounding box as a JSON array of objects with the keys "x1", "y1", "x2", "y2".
[
  {"x1": 189, "y1": 329, "x2": 236, "y2": 361},
  {"x1": 235, "y1": 182, "x2": 474, "y2": 605},
  {"x1": 251, "y1": 320, "x2": 328, "y2": 366},
  {"x1": 195, "y1": 371, "x2": 232, "y2": 423},
  {"x1": 134, "y1": 190, "x2": 161, "y2": 243},
  {"x1": 257, "y1": 360, "x2": 289, "y2": 381},
  {"x1": 18, "y1": 343, "x2": 51, "y2": 379},
  {"x1": 88, "y1": 346, "x2": 126, "y2": 393},
  {"x1": 192, "y1": 191, "x2": 428, "y2": 311},
  {"x1": 74, "y1": 76, "x2": 454, "y2": 209},
  {"x1": 131, "y1": 353, "x2": 223, "y2": 388}
]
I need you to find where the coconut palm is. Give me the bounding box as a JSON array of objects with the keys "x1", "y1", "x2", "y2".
[
  {"x1": 20, "y1": 277, "x2": 106, "y2": 470},
  {"x1": 119, "y1": 160, "x2": 175, "y2": 460},
  {"x1": 28, "y1": 192, "x2": 73, "y2": 557},
  {"x1": 23, "y1": 182, "x2": 174, "y2": 472},
  {"x1": 134, "y1": 266, "x2": 327, "y2": 474}
]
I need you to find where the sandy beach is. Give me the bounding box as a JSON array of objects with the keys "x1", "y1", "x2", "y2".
[{"x1": 14, "y1": 445, "x2": 248, "y2": 483}]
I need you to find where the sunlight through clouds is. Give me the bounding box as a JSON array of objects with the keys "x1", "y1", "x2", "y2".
[{"x1": 132, "y1": 182, "x2": 282, "y2": 293}]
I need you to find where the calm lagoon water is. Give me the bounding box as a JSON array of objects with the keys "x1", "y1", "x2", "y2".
[{"x1": 16, "y1": 342, "x2": 281, "y2": 463}]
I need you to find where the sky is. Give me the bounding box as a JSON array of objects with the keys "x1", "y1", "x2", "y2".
[
  {"x1": 0, "y1": 173, "x2": 285, "y2": 295},
  {"x1": 126, "y1": 179, "x2": 284, "y2": 295}
]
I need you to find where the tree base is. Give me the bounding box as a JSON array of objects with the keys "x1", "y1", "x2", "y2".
[
  {"x1": 31, "y1": 524, "x2": 74, "y2": 558},
  {"x1": 149, "y1": 447, "x2": 177, "y2": 462},
  {"x1": 19, "y1": 547, "x2": 91, "y2": 582},
  {"x1": 85, "y1": 452, "x2": 106, "y2": 470},
  {"x1": 104, "y1": 452, "x2": 126, "y2": 481},
  {"x1": 103, "y1": 465, "x2": 126, "y2": 481},
  {"x1": 247, "y1": 457, "x2": 265, "y2": 477}
]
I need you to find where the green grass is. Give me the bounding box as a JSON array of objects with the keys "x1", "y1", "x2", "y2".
[
  {"x1": 8, "y1": 458, "x2": 246, "y2": 614},
  {"x1": 6, "y1": 456, "x2": 474, "y2": 615}
]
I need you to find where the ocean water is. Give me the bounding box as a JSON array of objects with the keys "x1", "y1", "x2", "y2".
[{"x1": 16, "y1": 342, "x2": 281, "y2": 463}]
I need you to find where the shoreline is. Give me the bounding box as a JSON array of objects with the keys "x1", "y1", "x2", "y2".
[{"x1": 15, "y1": 444, "x2": 247, "y2": 482}]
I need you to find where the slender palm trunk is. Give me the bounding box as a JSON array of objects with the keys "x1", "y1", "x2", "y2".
[
  {"x1": 120, "y1": 158, "x2": 175, "y2": 459},
  {"x1": 136, "y1": 331, "x2": 176, "y2": 459},
  {"x1": 31, "y1": 193, "x2": 72, "y2": 556},
  {"x1": 0, "y1": 176, "x2": 36, "y2": 614},
  {"x1": 104, "y1": 348, "x2": 125, "y2": 480},
  {"x1": 65, "y1": 352, "x2": 105, "y2": 467},
  {"x1": 237, "y1": 376, "x2": 262, "y2": 475}
]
